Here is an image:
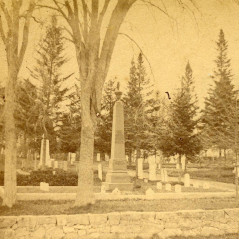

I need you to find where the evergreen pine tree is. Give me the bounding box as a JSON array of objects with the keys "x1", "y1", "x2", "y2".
[
  {"x1": 30, "y1": 16, "x2": 72, "y2": 156},
  {"x1": 162, "y1": 62, "x2": 200, "y2": 167},
  {"x1": 202, "y1": 29, "x2": 239, "y2": 157},
  {"x1": 124, "y1": 53, "x2": 154, "y2": 161}
]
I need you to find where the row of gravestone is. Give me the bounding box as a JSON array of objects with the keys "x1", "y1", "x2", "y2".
[{"x1": 34, "y1": 159, "x2": 76, "y2": 171}]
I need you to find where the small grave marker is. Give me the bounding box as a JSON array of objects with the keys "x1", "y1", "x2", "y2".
[
  {"x1": 181, "y1": 155, "x2": 186, "y2": 170},
  {"x1": 97, "y1": 153, "x2": 101, "y2": 162},
  {"x1": 112, "y1": 188, "x2": 121, "y2": 195},
  {"x1": 145, "y1": 188, "x2": 155, "y2": 196},
  {"x1": 63, "y1": 161, "x2": 68, "y2": 171},
  {"x1": 137, "y1": 158, "x2": 143, "y2": 179},
  {"x1": 184, "y1": 173, "x2": 190, "y2": 187},
  {"x1": 165, "y1": 183, "x2": 172, "y2": 191},
  {"x1": 105, "y1": 153, "x2": 109, "y2": 162},
  {"x1": 175, "y1": 184, "x2": 182, "y2": 193},
  {"x1": 53, "y1": 161, "x2": 58, "y2": 169},
  {"x1": 148, "y1": 156, "x2": 157, "y2": 181},
  {"x1": 101, "y1": 185, "x2": 106, "y2": 193},
  {"x1": 40, "y1": 182, "x2": 49, "y2": 192},
  {"x1": 98, "y1": 163, "x2": 103, "y2": 181},
  {"x1": 157, "y1": 182, "x2": 162, "y2": 190}
]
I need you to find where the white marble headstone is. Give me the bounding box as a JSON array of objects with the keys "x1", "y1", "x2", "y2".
[
  {"x1": 105, "y1": 153, "x2": 109, "y2": 162},
  {"x1": 137, "y1": 158, "x2": 144, "y2": 179},
  {"x1": 97, "y1": 153, "x2": 101, "y2": 162},
  {"x1": 148, "y1": 156, "x2": 157, "y2": 181},
  {"x1": 184, "y1": 173, "x2": 190, "y2": 187},
  {"x1": 98, "y1": 163, "x2": 102, "y2": 181},
  {"x1": 54, "y1": 161, "x2": 58, "y2": 169}
]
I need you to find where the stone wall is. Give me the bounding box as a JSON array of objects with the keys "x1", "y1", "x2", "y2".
[{"x1": 0, "y1": 208, "x2": 238, "y2": 239}]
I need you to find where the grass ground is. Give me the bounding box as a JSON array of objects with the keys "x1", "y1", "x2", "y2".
[
  {"x1": 0, "y1": 197, "x2": 238, "y2": 216},
  {"x1": 15, "y1": 182, "x2": 223, "y2": 194},
  {"x1": 167, "y1": 166, "x2": 235, "y2": 184}
]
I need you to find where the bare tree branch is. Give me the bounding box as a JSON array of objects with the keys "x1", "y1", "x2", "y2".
[
  {"x1": 98, "y1": 0, "x2": 110, "y2": 26},
  {"x1": 18, "y1": 0, "x2": 35, "y2": 69},
  {"x1": 0, "y1": 14, "x2": 6, "y2": 44},
  {"x1": 0, "y1": 0, "x2": 12, "y2": 28},
  {"x1": 52, "y1": 0, "x2": 70, "y2": 24},
  {"x1": 118, "y1": 32, "x2": 156, "y2": 83}
]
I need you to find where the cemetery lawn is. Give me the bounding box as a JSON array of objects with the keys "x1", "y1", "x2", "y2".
[
  {"x1": 168, "y1": 167, "x2": 235, "y2": 184},
  {"x1": 0, "y1": 197, "x2": 238, "y2": 216}
]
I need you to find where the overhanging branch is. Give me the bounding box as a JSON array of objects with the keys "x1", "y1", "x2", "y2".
[{"x1": 118, "y1": 32, "x2": 156, "y2": 83}]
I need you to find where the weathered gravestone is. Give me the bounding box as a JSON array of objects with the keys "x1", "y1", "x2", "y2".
[
  {"x1": 137, "y1": 158, "x2": 144, "y2": 179},
  {"x1": 70, "y1": 153, "x2": 76, "y2": 164},
  {"x1": 39, "y1": 135, "x2": 51, "y2": 169},
  {"x1": 175, "y1": 184, "x2": 182, "y2": 193},
  {"x1": 67, "y1": 152, "x2": 71, "y2": 162},
  {"x1": 181, "y1": 155, "x2": 186, "y2": 170},
  {"x1": 97, "y1": 153, "x2": 101, "y2": 162},
  {"x1": 146, "y1": 188, "x2": 155, "y2": 196},
  {"x1": 40, "y1": 182, "x2": 49, "y2": 192},
  {"x1": 112, "y1": 188, "x2": 121, "y2": 195},
  {"x1": 165, "y1": 183, "x2": 172, "y2": 191},
  {"x1": 98, "y1": 163, "x2": 103, "y2": 181},
  {"x1": 103, "y1": 85, "x2": 133, "y2": 191},
  {"x1": 63, "y1": 161, "x2": 68, "y2": 171},
  {"x1": 53, "y1": 161, "x2": 58, "y2": 169},
  {"x1": 148, "y1": 156, "x2": 157, "y2": 181},
  {"x1": 105, "y1": 153, "x2": 109, "y2": 162},
  {"x1": 157, "y1": 182, "x2": 162, "y2": 190}
]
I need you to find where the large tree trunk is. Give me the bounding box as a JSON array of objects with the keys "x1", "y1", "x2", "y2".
[
  {"x1": 3, "y1": 69, "x2": 17, "y2": 208},
  {"x1": 75, "y1": 87, "x2": 95, "y2": 206}
]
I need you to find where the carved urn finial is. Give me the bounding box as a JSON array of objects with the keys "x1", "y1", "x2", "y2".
[{"x1": 115, "y1": 82, "x2": 122, "y2": 100}]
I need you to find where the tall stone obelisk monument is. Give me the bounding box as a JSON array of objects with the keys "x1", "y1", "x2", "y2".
[{"x1": 103, "y1": 83, "x2": 133, "y2": 191}]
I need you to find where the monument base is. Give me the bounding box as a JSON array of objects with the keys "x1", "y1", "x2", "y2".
[
  {"x1": 103, "y1": 170, "x2": 133, "y2": 191},
  {"x1": 102, "y1": 182, "x2": 133, "y2": 191}
]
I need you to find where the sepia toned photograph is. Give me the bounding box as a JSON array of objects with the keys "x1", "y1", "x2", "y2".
[{"x1": 0, "y1": 0, "x2": 239, "y2": 239}]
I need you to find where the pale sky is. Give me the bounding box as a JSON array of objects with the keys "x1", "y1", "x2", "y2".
[{"x1": 0, "y1": 0, "x2": 239, "y2": 108}]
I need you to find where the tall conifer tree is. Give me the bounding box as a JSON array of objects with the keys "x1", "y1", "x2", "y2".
[
  {"x1": 202, "y1": 29, "x2": 239, "y2": 157},
  {"x1": 162, "y1": 62, "x2": 200, "y2": 166}
]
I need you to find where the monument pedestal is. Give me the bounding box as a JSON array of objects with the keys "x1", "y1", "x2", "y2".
[
  {"x1": 103, "y1": 170, "x2": 133, "y2": 191},
  {"x1": 102, "y1": 88, "x2": 133, "y2": 192}
]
